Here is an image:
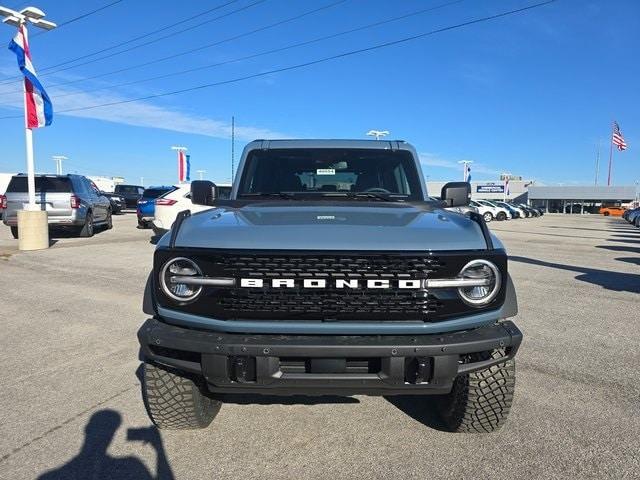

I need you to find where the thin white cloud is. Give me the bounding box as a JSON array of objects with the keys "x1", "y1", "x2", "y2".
[
  {"x1": 419, "y1": 152, "x2": 502, "y2": 177},
  {"x1": 0, "y1": 83, "x2": 288, "y2": 141}
]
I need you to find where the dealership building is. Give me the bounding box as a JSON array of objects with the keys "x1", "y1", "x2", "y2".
[{"x1": 426, "y1": 179, "x2": 639, "y2": 213}]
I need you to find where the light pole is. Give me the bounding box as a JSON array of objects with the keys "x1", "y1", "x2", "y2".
[
  {"x1": 458, "y1": 160, "x2": 473, "y2": 182},
  {"x1": 1, "y1": 5, "x2": 56, "y2": 210},
  {"x1": 196, "y1": 170, "x2": 206, "y2": 180},
  {"x1": 1, "y1": 5, "x2": 56, "y2": 250},
  {"x1": 52, "y1": 155, "x2": 66, "y2": 175},
  {"x1": 366, "y1": 130, "x2": 389, "y2": 140}
]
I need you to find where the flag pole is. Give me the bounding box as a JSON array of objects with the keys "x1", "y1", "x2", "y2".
[{"x1": 607, "y1": 122, "x2": 614, "y2": 186}]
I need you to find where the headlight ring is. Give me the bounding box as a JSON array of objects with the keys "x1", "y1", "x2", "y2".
[{"x1": 159, "y1": 257, "x2": 203, "y2": 303}]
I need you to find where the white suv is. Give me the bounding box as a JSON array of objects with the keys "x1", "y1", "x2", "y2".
[
  {"x1": 475, "y1": 200, "x2": 511, "y2": 221},
  {"x1": 152, "y1": 183, "x2": 231, "y2": 235},
  {"x1": 470, "y1": 200, "x2": 499, "y2": 222}
]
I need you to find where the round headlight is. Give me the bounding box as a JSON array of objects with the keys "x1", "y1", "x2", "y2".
[
  {"x1": 457, "y1": 259, "x2": 501, "y2": 306},
  {"x1": 160, "y1": 257, "x2": 202, "y2": 302}
]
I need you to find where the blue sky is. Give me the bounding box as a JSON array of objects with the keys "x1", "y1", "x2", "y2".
[{"x1": 0, "y1": 0, "x2": 638, "y2": 187}]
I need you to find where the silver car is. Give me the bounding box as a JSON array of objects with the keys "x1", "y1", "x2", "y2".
[{"x1": 2, "y1": 174, "x2": 112, "y2": 238}]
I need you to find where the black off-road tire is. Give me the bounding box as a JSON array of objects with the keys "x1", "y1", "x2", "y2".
[
  {"x1": 433, "y1": 349, "x2": 515, "y2": 433},
  {"x1": 10, "y1": 226, "x2": 18, "y2": 239},
  {"x1": 142, "y1": 362, "x2": 221, "y2": 430}
]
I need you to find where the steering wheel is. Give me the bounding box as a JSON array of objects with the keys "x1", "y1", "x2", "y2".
[{"x1": 363, "y1": 187, "x2": 391, "y2": 194}]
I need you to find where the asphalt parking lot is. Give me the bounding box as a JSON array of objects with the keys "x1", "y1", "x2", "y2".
[{"x1": 0, "y1": 213, "x2": 639, "y2": 479}]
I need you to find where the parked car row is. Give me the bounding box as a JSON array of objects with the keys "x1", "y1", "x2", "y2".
[
  {"x1": 623, "y1": 207, "x2": 640, "y2": 227},
  {"x1": 469, "y1": 199, "x2": 544, "y2": 222}
]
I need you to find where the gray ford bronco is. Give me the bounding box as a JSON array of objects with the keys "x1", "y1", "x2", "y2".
[{"x1": 138, "y1": 139, "x2": 521, "y2": 433}]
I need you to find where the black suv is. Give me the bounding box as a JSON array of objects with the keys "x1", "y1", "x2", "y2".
[{"x1": 114, "y1": 184, "x2": 144, "y2": 209}]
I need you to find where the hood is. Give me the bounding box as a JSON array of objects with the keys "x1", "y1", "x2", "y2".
[{"x1": 165, "y1": 202, "x2": 492, "y2": 251}]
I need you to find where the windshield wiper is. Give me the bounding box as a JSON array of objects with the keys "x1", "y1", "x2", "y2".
[
  {"x1": 239, "y1": 192, "x2": 296, "y2": 199},
  {"x1": 344, "y1": 192, "x2": 407, "y2": 202}
]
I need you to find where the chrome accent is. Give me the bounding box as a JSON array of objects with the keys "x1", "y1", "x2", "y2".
[
  {"x1": 457, "y1": 259, "x2": 501, "y2": 306},
  {"x1": 170, "y1": 276, "x2": 235, "y2": 287},
  {"x1": 425, "y1": 278, "x2": 492, "y2": 288},
  {"x1": 160, "y1": 257, "x2": 203, "y2": 302}
]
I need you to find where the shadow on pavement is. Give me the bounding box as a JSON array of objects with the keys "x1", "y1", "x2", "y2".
[
  {"x1": 616, "y1": 257, "x2": 640, "y2": 266},
  {"x1": 384, "y1": 396, "x2": 449, "y2": 432},
  {"x1": 596, "y1": 245, "x2": 640, "y2": 255},
  {"x1": 36, "y1": 410, "x2": 174, "y2": 480},
  {"x1": 510, "y1": 255, "x2": 640, "y2": 294}
]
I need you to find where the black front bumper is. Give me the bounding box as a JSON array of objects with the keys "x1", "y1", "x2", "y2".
[{"x1": 138, "y1": 319, "x2": 522, "y2": 396}]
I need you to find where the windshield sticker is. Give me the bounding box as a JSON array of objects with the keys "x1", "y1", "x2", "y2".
[{"x1": 316, "y1": 168, "x2": 335, "y2": 175}]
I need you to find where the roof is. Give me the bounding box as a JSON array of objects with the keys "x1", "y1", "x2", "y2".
[
  {"x1": 528, "y1": 185, "x2": 637, "y2": 200},
  {"x1": 247, "y1": 139, "x2": 414, "y2": 151}
]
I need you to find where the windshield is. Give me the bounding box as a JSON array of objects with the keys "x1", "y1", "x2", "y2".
[{"x1": 237, "y1": 148, "x2": 422, "y2": 201}]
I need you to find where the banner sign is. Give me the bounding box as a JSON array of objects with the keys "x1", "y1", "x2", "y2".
[{"x1": 476, "y1": 184, "x2": 505, "y2": 194}]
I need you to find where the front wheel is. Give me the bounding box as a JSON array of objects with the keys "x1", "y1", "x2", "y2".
[
  {"x1": 603, "y1": 211, "x2": 610, "y2": 217},
  {"x1": 483, "y1": 212, "x2": 493, "y2": 222},
  {"x1": 432, "y1": 349, "x2": 515, "y2": 433},
  {"x1": 142, "y1": 362, "x2": 222, "y2": 430}
]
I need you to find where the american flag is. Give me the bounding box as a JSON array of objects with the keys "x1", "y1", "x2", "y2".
[{"x1": 612, "y1": 121, "x2": 627, "y2": 151}]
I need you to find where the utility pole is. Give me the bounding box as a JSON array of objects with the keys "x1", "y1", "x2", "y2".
[
  {"x1": 607, "y1": 122, "x2": 614, "y2": 186},
  {"x1": 458, "y1": 160, "x2": 473, "y2": 182},
  {"x1": 140, "y1": 177, "x2": 144, "y2": 186},
  {"x1": 231, "y1": 116, "x2": 235, "y2": 182},
  {"x1": 594, "y1": 141, "x2": 600, "y2": 186},
  {"x1": 196, "y1": 169, "x2": 206, "y2": 180},
  {"x1": 366, "y1": 130, "x2": 389, "y2": 140},
  {"x1": 52, "y1": 155, "x2": 67, "y2": 175}
]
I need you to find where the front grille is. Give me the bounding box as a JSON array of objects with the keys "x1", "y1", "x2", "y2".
[
  {"x1": 216, "y1": 254, "x2": 444, "y2": 279},
  {"x1": 220, "y1": 289, "x2": 444, "y2": 317},
  {"x1": 155, "y1": 249, "x2": 507, "y2": 322}
]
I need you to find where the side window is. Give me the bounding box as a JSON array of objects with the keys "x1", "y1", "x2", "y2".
[
  {"x1": 84, "y1": 178, "x2": 97, "y2": 195},
  {"x1": 74, "y1": 177, "x2": 87, "y2": 194}
]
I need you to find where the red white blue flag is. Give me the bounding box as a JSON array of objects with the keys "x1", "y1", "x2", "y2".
[
  {"x1": 8, "y1": 25, "x2": 53, "y2": 128},
  {"x1": 177, "y1": 150, "x2": 190, "y2": 182}
]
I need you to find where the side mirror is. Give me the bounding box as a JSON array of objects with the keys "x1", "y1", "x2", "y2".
[
  {"x1": 190, "y1": 180, "x2": 217, "y2": 206},
  {"x1": 441, "y1": 182, "x2": 471, "y2": 207}
]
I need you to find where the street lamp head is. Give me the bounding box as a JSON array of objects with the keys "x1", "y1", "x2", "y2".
[
  {"x1": 0, "y1": 5, "x2": 56, "y2": 29},
  {"x1": 2, "y1": 15, "x2": 21, "y2": 27},
  {"x1": 29, "y1": 17, "x2": 56, "y2": 29},
  {"x1": 20, "y1": 7, "x2": 45, "y2": 19}
]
